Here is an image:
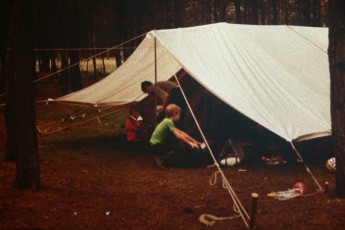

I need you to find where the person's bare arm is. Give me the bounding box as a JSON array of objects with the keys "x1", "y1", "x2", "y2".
[
  {"x1": 161, "y1": 92, "x2": 170, "y2": 112},
  {"x1": 155, "y1": 87, "x2": 169, "y2": 114},
  {"x1": 172, "y1": 128, "x2": 201, "y2": 149}
]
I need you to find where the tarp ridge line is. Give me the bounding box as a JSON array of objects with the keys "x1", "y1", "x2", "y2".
[{"x1": 287, "y1": 25, "x2": 328, "y2": 54}]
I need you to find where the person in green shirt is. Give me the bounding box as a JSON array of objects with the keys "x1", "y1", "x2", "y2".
[{"x1": 150, "y1": 104, "x2": 206, "y2": 168}]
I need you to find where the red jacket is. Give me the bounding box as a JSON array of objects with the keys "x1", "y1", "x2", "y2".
[{"x1": 126, "y1": 116, "x2": 143, "y2": 142}]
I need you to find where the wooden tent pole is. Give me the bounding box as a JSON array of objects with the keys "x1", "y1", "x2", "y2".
[{"x1": 154, "y1": 36, "x2": 158, "y2": 127}]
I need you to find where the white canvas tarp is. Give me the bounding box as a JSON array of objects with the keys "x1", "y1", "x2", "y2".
[{"x1": 57, "y1": 23, "x2": 331, "y2": 142}]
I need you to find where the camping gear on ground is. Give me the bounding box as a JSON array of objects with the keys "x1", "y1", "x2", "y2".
[
  {"x1": 219, "y1": 139, "x2": 246, "y2": 167},
  {"x1": 293, "y1": 182, "x2": 307, "y2": 194},
  {"x1": 326, "y1": 157, "x2": 336, "y2": 172},
  {"x1": 267, "y1": 182, "x2": 306, "y2": 200}
]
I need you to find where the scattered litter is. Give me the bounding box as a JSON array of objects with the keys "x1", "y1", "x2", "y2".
[
  {"x1": 199, "y1": 214, "x2": 241, "y2": 226},
  {"x1": 268, "y1": 182, "x2": 306, "y2": 200},
  {"x1": 267, "y1": 189, "x2": 302, "y2": 200},
  {"x1": 74, "y1": 211, "x2": 77, "y2": 216},
  {"x1": 106, "y1": 211, "x2": 110, "y2": 215},
  {"x1": 238, "y1": 169, "x2": 247, "y2": 172},
  {"x1": 266, "y1": 156, "x2": 287, "y2": 165},
  {"x1": 293, "y1": 182, "x2": 307, "y2": 194},
  {"x1": 82, "y1": 170, "x2": 88, "y2": 173}
]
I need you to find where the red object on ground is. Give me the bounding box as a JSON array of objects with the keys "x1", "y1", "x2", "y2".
[{"x1": 293, "y1": 182, "x2": 306, "y2": 194}]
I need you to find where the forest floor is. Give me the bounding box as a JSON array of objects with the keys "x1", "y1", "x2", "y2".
[{"x1": 1, "y1": 75, "x2": 345, "y2": 229}]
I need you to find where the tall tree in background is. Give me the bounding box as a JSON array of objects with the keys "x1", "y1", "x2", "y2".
[
  {"x1": 272, "y1": 0, "x2": 278, "y2": 24},
  {"x1": 5, "y1": 0, "x2": 40, "y2": 189},
  {"x1": 213, "y1": 0, "x2": 228, "y2": 22},
  {"x1": 251, "y1": 0, "x2": 259, "y2": 24},
  {"x1": 235, "y1": 0, "x2": 242, "y2": 23},
  {"x1": 0, "y1": 0, "x2": 11, "y2": 94},
  {"x1": 312, "y1": 0, "x2": 321, "y2": 26},
  {"x1": 301, "y1": 0, "x2": 311, "y2": 25},
  {"x1": 68, "y1": 0, "x2": 83, "y2": 91},
  {"x1": 328, "y1": 0, "x2": 345, "y2": 197}
]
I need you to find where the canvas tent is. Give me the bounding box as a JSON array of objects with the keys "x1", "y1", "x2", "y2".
[{"x1": 57, "y1": 23, "x2": 331, "y2": 142}]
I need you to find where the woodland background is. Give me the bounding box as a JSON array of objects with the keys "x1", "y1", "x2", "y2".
[{"x1": 0, "y1": 0, "x2": 330, "y2": 95}]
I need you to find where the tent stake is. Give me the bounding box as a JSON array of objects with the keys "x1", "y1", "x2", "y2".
[
  {"x1": 324, "y1": 181, "x2": 329, "y2": 194},
  {"x1": 250, "y1": 193, "x2": 259, "y2": 229}
]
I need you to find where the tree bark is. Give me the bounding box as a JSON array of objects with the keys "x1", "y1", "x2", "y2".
[
  {"x1": 0, "y1": 0, "x2": 12, "y2": 94},
  {"x1": 328, "y1": 0, "x2": 345, "y2": 197},
  {"x1": 312, "y1": 0, "x2": 321, "y2": 26},
  {"x1": 252, "y1": 0, "x2": 259, "y2": 24},
  {"x1": 59, "y1": 50, "x2": 69, "y2": 95},
  {"x1": 68, "y1": 1, "x2": 83, "y2": 90},
  {"x1": 235, "y1": 0, "x2": 242, "y2": 24},
  {"x1": 272, "y1": 0, "x2": 278, "y2": 25},
  {"x1": 69, "y1": 50, "x2": 82, "y2": 91},
  {"x1": 302, "y1": 0, "x2": 311, "y2": 26},
  {"x1": 5, "y1": 0, "x2": 40, "y2": 189},
  {"x1": 114, "y1": 0, "x2": 125, "y2": 68}
]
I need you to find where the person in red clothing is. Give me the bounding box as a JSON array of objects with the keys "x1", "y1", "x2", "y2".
[{"x1": 126, "y1": 104, "x2": 145, "y2": 143}]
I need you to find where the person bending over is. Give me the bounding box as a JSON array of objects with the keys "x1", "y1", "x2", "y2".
[{"x1": 141, "y1": 80, "x2": 186, "y2": 125}]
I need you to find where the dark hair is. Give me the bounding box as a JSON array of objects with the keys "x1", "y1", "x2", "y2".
[
  {"x1": 129, "y1": 104, "x2": 140, "y2": 115},
  {"x1": 141, "y1": 81, "x2": 153, "y2": 92}
]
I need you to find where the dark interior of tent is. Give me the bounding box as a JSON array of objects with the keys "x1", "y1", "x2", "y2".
[{"x1": 137, "y1": 70, "x2": 333, "y2": 164}]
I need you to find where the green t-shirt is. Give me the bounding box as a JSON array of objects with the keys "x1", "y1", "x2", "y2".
[{"x1": 149, "y1": 118, "x2": 176, "y2": 145}]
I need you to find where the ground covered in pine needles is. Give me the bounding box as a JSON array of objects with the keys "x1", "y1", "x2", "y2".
[{"x1": 1, "y1": 77, "x2": 345, "y2": 229}]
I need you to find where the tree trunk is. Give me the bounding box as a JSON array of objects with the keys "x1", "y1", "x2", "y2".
[
  {"x1": 50, "y1": 51, "x2": 57, "y2": 82},
  {"x1": 201, "y1": 0, "x2": 206, "y2": 24},
  {"x1": 235, "y1": 0, "x2": 242, "y2": 24},
  {"x1": 91, "y1": 12, "x2": 98, "y2": 81},
  {"x1": 302, "y1": 0, "x2": 311, "y2": 26},
  {"x1": 115, "y1": 0, "x2": 125, "y2": 67},
  {"x1": 244, "y1": 0, "x2": 248, "y2": 24},
  {"x1": 59, "y1": 50, "x2": 69, "y2": 95},
  {"x1": 328, "y1": 0, "x2": 345, "y2": 197},
  {"x1": 320, "y1": 0, "x2": 328, "y2": 27},
  {"x1": 272, "y1": 0, "x2": 278, "y2": 25},
  {"x1": 258, "y1": 0, "x2": 265, "y2": 25},
  {"x1": 312, "y1": 0, "x2": 321, "y2": 26},
  {"x1": 218, "y1": 0, "x2": 227, "y2": 22},
  {"x1": 40, "y1": 51, "x2": 50, "y2": 73},
  {"x1": 252, "y1": 0, "x2": 259, "y2": 24},
  {"x1": 284, "y1": 0, "x2": 289, "y2": 25},
  {"x1": 0, "y1": 0, "x2": 11, "y2": 94},
  {"x1": 6, "y1": 0, "x2": 40, "y2": 189},
  {"x1": 68, "y1": 1, "x2": 83, "y2": 90},
  {"x1": 69, "y1": 50, "x2": 82, "y2": 91}
]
